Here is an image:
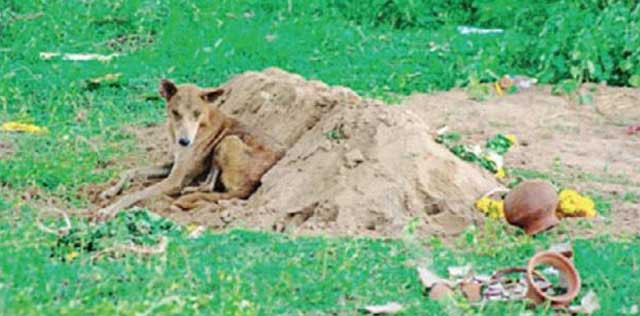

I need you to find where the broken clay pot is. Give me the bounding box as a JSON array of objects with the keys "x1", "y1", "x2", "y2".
[
  {"x1": 429, "y1": 282, "x2": 454, "y2": 300},
  {"x1": 526, "y1": 251, "x2": 581, "y2": 307},
  {"x1": 460, "y1": 281, "x2": 483, "y2": 302},
  {"x1": 504, "y1": 180, "x2": 559, "y2": 235}
]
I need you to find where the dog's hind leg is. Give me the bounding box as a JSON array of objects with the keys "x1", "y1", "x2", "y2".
[
  {"x1": 94, "y1": 157, "x2": 199, "y2": 221},
  {"x1": 99, "y1": 162, "x2": 173, "y2": 200},
  {"x1": 171, "y1": 186, "x2": 254, "y2": 210}
]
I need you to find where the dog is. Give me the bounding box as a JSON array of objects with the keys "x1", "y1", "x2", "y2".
[{"x1": 95, "y1": 79, "x2": 283, "y2": 220}]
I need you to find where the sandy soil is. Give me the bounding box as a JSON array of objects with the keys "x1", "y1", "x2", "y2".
[{"x1": 87, "y1": 69, "x2": 640, "y2": 238}]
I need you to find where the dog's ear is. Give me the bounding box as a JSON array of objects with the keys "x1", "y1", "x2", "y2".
[
  {"x1": 159, "y1": 79, "x2": 178, "y2": 101},
  {"x1": 201, "y1": 88, "x2": 225, "y2": 103}
]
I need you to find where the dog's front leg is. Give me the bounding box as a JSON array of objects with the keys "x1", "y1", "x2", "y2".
[
  {"x1": 99, "y1": 162, "x2": 173, "y2": 200},
  {"x1": 94, "y1": 159, "x2": 193, "y2": 221}
]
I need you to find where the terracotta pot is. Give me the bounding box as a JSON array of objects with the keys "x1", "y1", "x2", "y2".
[
  {"x1": 504, "y1": 180, "x2": 559, "y2": 235},
  {"x1": 526, "y1": 251, "x2": 581, "y2": 307}
]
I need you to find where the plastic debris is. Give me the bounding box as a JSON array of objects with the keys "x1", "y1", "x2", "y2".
[
  {"x1": 457, "y1": 26, "x2": 504, "y2": 35},
  {"x1": 626, "y1": 125, "x2": 640, "y2": 135},
  {"x1": 363, "y1": 302, "x2": 404, "y2": 314}
]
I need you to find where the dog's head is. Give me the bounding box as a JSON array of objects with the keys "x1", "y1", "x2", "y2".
[{"x1": 159, "y1": 79, "x2": 225, "y2": 147}]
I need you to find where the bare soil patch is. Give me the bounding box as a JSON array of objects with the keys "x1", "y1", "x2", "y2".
[
  {"x1": 0, "y1": 136, "x2": 14, "y2": 160},
  {"x1": 405, "y1": 84, "x2": 640, "y2": 236},
  {"x1": 88, "y1": 69, "x2": 640, "y2": 238}
]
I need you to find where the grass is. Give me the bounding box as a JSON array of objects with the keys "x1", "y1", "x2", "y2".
[{"x1": 1, "y1": 0, "x2": 639, "y2": 315}]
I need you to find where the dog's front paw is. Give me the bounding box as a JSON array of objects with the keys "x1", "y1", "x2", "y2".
[
  {"x1": 94, "y1": 206, "x2": 117, "y2": 222},
  {"x1": 180, "y1": 186, "x2": 200, "y2": 195}
]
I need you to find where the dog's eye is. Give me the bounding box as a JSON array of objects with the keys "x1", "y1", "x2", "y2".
[
  {"x1": 193, "y1": 110, "x2": 201, "y2": 118},
  {"x1": 172, "y1": 110, "x2": 181, "y2": 118}
]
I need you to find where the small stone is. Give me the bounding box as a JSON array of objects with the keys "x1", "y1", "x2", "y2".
[{"x1": 344, "y1": 149, "x2": 365, "y2": 168}]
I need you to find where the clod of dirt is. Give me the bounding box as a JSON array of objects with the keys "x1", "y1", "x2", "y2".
[{"x1": 96, "y1": 68, "x2": 500, "y2": 237}]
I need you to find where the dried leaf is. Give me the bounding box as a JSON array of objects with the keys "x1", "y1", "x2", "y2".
[{"x1": 363, "y1": 302, "x2": 403, "y2": 314}]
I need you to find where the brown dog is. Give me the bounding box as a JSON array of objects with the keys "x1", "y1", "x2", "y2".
[{"x1": 95, "y1": 79, "x2": 283, "y2": 219}]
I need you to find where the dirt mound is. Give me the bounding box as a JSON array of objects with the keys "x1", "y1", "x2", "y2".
[
  {"x1": 94, "y1": 68, "x2": 500, "y2": 237},
  {"x1": 235, "y1": 100, "x2": 497, "y2": 236}
]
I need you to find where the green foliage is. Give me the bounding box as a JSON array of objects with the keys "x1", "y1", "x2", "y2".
[
  {"x1": 324, "y1": 128, "x2": 346, "y2": 141},
  {"x1": 1, "y1": 1, "x2": 639, "y2": 315},
  {"x1": 485, "y1": 134, "x2": 513, "y2": 155},
  {"x1": 436, "y1": 133, "x2": 514, "y2": 173},
  {"x1": 51, "y1": 209, "x2": 180, "y2": 261}
]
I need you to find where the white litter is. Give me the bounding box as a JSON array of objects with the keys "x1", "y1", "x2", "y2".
[
  {"x1": 40, "y1": 52, "x2": 120, "y2": 62},
  {"x1": 457, "y1": 26, "x2": 504, "y2": 35}
]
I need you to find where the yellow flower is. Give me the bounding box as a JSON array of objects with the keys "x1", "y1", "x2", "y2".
[
  {"x1": 494, "y1": 81, "x2": 505, "y2": 96},
  {"x1": 0, "y1": 122, "x2": 48, "y2": 134},
  {"x1": 557, "y1": 189, "x2": 597, "y2": 218},
  {"x1": 475, "y1": 196, "x2": 505, "y2": 219},
  {"x1": 65, "y1": 251, "x2": 79, "y2": 262},
  {"x1": 495, "y1": 167, "x2": 506, "y2": 179},
  {"x1": 505, "y1": 134, "x2": 518, "y2": 145}
]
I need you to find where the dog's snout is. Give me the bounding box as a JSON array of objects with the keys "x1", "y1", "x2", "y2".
[{"x1": 178, "y1": 137, "x2": 191, "y2": 147}]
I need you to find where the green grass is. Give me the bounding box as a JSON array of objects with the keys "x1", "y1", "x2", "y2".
[{"x1": 1, "y1": 0, "x2": 640, "y2": 315}]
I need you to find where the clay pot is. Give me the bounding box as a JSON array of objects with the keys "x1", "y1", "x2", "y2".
[
  {"x1": 526, "y1": 251, "x2": 581, "y2": 307},
  {"x1": 504, "y1": 180, "x2": 559, "y2": 235}
]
